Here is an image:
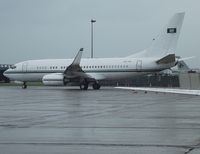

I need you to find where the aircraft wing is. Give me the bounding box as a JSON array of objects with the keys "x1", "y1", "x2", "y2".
[
  {"x1": 115, "y1": 87, "x2": 200, "y2": 96},
  {"x1": 63, "y1": 48, "x2": 98, "y2": 80},
  {"x1": 64, "y1": 48, "x2": 88, "y2": 79}
]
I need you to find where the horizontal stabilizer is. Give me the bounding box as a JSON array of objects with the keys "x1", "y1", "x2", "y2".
[{"x1": 156, "y1": 54, "x2": 175, "y2": 64}]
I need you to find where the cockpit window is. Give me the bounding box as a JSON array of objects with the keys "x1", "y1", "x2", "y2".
[{"x1": 10, "y1": 65, "x2": 16, "y2": 69}]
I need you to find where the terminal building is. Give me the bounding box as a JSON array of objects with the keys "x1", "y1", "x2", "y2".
[{"x1": 0, "y1": 64, "x2": 12, "y2": 83}]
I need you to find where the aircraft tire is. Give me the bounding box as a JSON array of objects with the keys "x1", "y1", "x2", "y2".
[
  {"x1": 80, "y1": 83, "x2": 88, "y2": 90},
  {"x1": 92, "y1": 83, "x2": 101, "y2": 90}
]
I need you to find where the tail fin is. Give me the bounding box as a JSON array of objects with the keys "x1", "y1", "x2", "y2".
[{"x1": 128, "y1": 12, "x2": 185, "y2": 58}]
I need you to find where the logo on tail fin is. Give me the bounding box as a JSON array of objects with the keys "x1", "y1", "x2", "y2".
[{"x1": 167, "y1": 28, "x2": 176, "y2": 33}]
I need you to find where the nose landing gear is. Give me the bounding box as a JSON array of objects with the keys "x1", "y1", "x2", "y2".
[
  {"x1": 22, "y1": 82, "x2": 27, "y2": 89},
  {"x1": 92, "y1": 82, "x2": 101, "y2": 90}
]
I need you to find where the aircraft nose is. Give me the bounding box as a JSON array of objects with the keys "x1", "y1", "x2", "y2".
[{"x1": 3, "y1": 69, "x2": 10, "y2": 78}]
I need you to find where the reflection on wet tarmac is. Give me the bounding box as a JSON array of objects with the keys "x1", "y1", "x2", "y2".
[{"x1": 0, "y1": 87, "x2": 200, "y2": 154}]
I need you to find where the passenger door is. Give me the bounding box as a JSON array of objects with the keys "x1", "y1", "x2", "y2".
[
  {"x1": 22, "y1": 62, "x2": 28, "y2": 72},
  {"x1": 136, "y1": 60, "x2": 142, "y2": 71}
]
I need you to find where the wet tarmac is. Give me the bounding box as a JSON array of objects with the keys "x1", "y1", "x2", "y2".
[{"x1": 0, "y1": 86, "x2": 200, "y2": 154}]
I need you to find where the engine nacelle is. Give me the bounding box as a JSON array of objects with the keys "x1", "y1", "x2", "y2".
[{"x1": 42, "y1": 73, "x2": 65, "y2": 86}]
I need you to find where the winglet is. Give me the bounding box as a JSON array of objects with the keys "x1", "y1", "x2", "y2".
[{"x1": 71, "y1": 48, "x2": 84, "y2": 66}]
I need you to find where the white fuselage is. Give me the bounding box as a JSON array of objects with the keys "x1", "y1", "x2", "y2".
[{"x1": 4, "y1": 57, "x2": 174, "y2": 83}]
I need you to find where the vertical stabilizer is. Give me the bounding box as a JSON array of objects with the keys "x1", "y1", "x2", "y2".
[
  {"x1": 147, "y1": 12, "x2": 185, "y2": 57},
  {"x1": 128, "y1": 13, "x2": 185, "y2": 58}
]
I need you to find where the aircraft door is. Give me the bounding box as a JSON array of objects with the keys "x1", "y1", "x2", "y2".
[
  {"x1": 136, "y1": 60, "x2": 142, "y2": 71},
  {"x1": 22, "y1": 62, "x2": 28, "y2": 72}
]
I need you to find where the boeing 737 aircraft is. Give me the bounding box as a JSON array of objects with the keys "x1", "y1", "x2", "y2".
[{"x1": 4, "y1": 13, "x2": 185, "y2": 90}]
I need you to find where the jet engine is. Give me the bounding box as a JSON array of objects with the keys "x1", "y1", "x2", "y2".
[{"x1": 42, "y1": 73, "x2": 66, "y2": 86}]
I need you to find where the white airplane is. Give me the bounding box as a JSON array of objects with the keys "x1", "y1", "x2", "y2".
[
  {"x1": 115, "y1": 87, "x2": 200, "y2": 96},
  {"x1": 4, "y1": 12, "x2": 185, "y2": 90}
]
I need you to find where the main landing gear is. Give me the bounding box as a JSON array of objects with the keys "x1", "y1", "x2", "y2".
[
  {"x1": 92, "y1": 82, "x2": 101, "y2": 90},
  {"x1": 22, "y1": 82, "x2": 27, "y2": 89},
  {"x1": 80, "y1": 81, "x2": 89, "y2": 90},
  {"x1": 79, "y1": 81, "x2": 101, "y2": 90}
]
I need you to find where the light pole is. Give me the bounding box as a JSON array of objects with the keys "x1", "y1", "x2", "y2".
[{"x1": 91, "y1": 19, "x2": 96, "y2": 58}]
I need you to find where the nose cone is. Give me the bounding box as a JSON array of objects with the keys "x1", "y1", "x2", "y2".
[{"x1": 3, "y1": 69, "x2": 10, "y2": 78}]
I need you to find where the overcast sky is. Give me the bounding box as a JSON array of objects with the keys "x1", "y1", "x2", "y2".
[{"x1": 0, "y1": 0, "x2": 200, "y2": 67}]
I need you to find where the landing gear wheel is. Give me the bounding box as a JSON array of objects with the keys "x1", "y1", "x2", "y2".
[
  {"x1": 22, "y1": 82, "x2": 27, "y2": 89},
  {"x1": 92, "y1": 83, "x2": 101, "y2": 90},
  {"x1": 80, "y1": 83, "x2": 88, "y2": 90}
]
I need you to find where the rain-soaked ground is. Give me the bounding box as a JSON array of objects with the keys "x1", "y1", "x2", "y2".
[{"x1": 0, "y1": 86, "x2": 200, "y2": 154}]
